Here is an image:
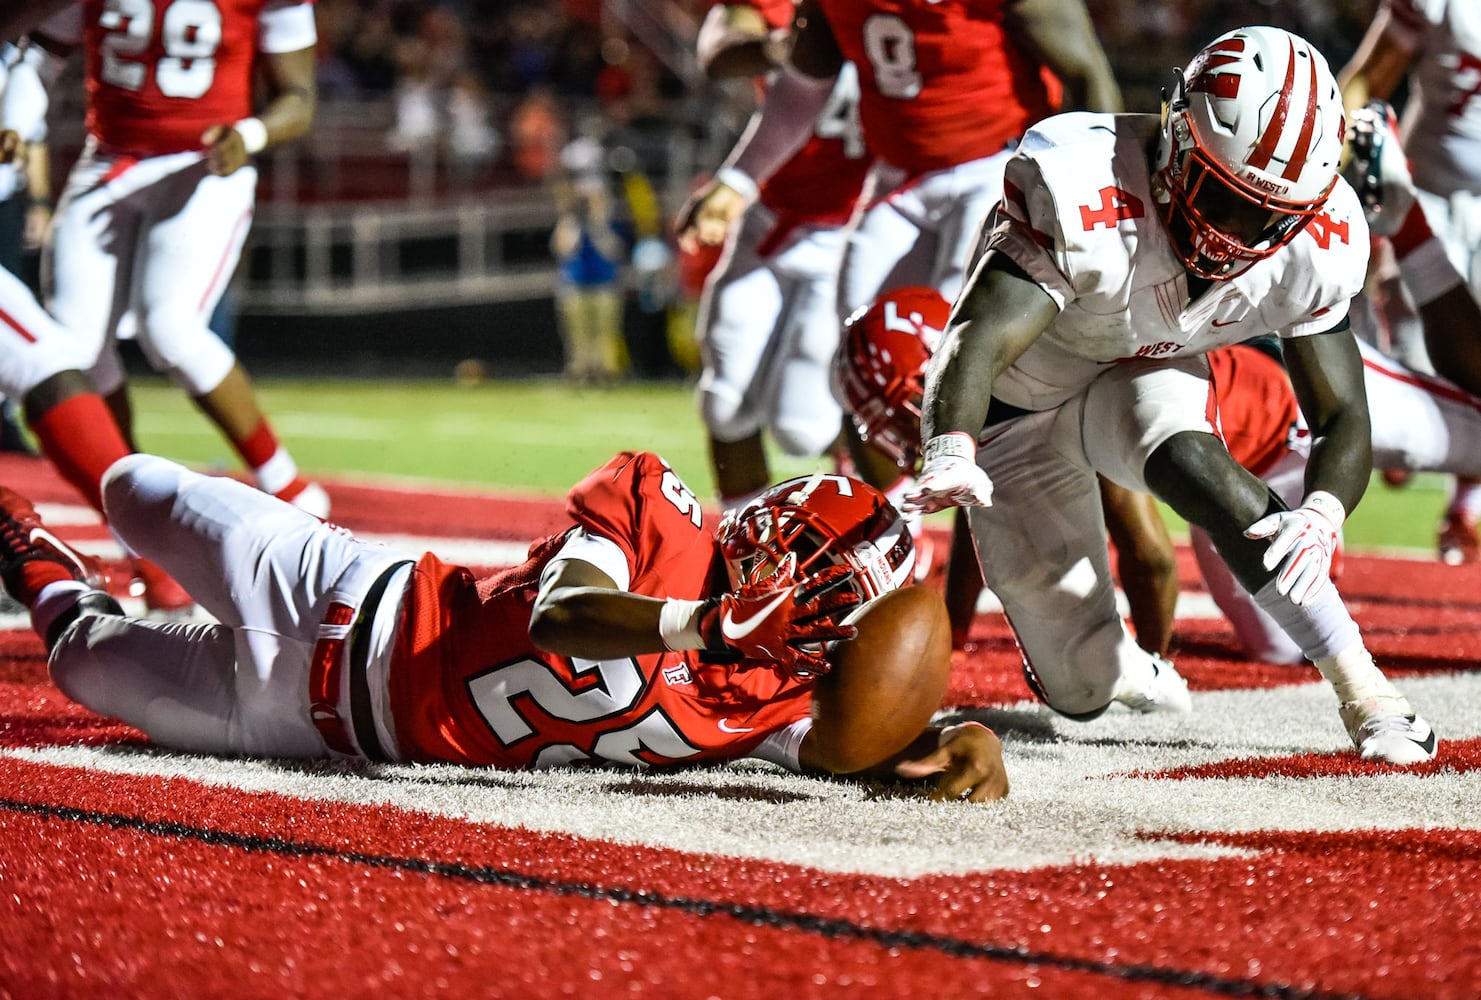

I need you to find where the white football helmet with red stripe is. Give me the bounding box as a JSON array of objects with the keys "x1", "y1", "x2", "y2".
[
  {"x1": 1152, "y1": 26, "x2": 1346, "y2": 279},
  {"x1": 834, "y1": 287, "x2": 951, "y2": 471},
  {"x1": 718, "y1": 473, "x2": 915, "y2": 601}
]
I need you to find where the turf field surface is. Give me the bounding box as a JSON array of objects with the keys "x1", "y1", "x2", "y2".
[{"x1": 1, "y1": 453, "x2": 1478, "y2": 999}]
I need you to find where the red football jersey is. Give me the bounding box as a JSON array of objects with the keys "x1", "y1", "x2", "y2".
[
  {"x1": 1208, "y1": 345, "x2": 1301, "y2": 477},
  {"x1": 819, "y1": 0, "x2": 1056, "y2": 175},
  {"x1": 738, "y1": 0, "x2": 870, "y2": 226},
  {"x1": 387, "y1": 452, "x2": 815, "y2": 769},
  {"x1": 82, "y1": 0, "x2": 315, "y2": 155}
]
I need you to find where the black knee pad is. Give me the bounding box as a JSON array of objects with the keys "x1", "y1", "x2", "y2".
[{"x1": 47, "y1": 590, "x2": 126, "y2": 650}]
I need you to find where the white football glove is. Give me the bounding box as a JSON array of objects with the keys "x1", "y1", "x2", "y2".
[
  {"x1": 1343, "y1": 101, "x2": 1416, "y2": 239},
  {"x1": 903, "y1": 433, "x2": 994, "y2": 514},
  {"x1": 1244, "y1": 492, "x2": 1345, "y2": 606}
]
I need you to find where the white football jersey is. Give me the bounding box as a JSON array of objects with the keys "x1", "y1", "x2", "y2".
[
  {"x1": 1383, "y1": 0, "x2": 1481, "y2": 197},
  {"x1": 979, "y1": 113, "x2": 1369, "y2": 412}
]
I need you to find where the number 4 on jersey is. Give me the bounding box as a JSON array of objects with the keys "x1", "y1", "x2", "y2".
[{"x1": 1079, "y1": 186, "x2": 1145, "y2": 231}]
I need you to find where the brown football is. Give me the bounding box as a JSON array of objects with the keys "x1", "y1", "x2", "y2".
[{"x1": 807, "y1": 585, "x2": 952, "y2": 774}]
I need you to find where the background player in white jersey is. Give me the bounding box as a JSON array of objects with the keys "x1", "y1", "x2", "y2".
[
  {"x1": 26, "y1": 1, "x2": 327, "y2": 517},
  {"x1": 1339, "y1": 0, "x2": 1481, "y2": 564},
  {"x1": 682, "y1": 1, "x2": 869, "y2": 518},
  {"x1": 908, "y1": 26, "x2": 1436, "y2": 766}
]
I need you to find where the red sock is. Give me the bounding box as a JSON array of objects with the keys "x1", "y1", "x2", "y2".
[
  {"x1": 235, "y1": 419, "x2": 279, "y2": 469},
  {"x1": 11, "y1": 561, "x2": 79, "y2": 608},
  {"x1": 29, "y1": 394, "x2": 132, "y2": 512}
]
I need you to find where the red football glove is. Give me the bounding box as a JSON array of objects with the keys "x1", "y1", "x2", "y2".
[{"x1": 698, "y1": 559, "x2": 861, "y2": 678}]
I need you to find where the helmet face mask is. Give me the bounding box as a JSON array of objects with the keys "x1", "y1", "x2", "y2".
[
  {"x1": 1153, "y1": 27, "x2": 1345, "y2": 280},
  {"x1": 718, "y1": 473, "x2": 915, "y2": 601},
  {"x1": 835, "y1": 287, "x2": 952, "y2": 471}
]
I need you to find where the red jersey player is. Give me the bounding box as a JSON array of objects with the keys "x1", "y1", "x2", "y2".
[
  {"x1": 683, "y1": 0, "x2": 873, "y2": 516},
  {"x1": 0, "y1": 450, "x2": 1009, "y2": 801},
  {"x1": 679, "y1": 0, "x2": 1122, "y2": 570},
  {"x1": 22, "y1": 1, "x2": 327, "y2": 524}
]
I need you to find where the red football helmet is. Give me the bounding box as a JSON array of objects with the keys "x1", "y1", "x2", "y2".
[
  {"x1": 834, "y1": 286, "x2": 951, "y2": 471},
  {"x1": 1152, "y1": 26, "x2": 1345, "y2": 279},
  {"x1": 718, "y1": 473, "x2": 915, "y2": 601}
]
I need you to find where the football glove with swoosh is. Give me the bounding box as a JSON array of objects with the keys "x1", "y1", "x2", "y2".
[{"x1": 698, "y1": 558, "x2": 861, "y2": 677}]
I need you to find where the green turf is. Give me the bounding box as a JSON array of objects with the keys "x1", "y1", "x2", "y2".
[{"x1": 127, "y1": 376, "x2": 1450, "y2": 554}]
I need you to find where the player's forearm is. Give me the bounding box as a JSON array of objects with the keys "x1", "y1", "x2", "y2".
[
  {"x1": 256, "y1": 47, "x2": 317, "y2": 149},
  {"x1": 529, "y1": 588, "x2": 672, "y2": 659},
  {"x1": 920, "y1": 262, "x2": 1053, "y2": 442}
]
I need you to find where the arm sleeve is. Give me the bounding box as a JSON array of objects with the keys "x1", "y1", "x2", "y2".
[
  {"x1": 721, "y1": 63, "x2": 835, "y2": 187},
  {"x1": 541, "y1": 529, "x2": 633, "y2": 592},
  {"x1": 259, "y1": 1, "x2": 318, "y2": 54}
]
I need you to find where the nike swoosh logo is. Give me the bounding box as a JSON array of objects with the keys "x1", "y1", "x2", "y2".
[
  {"x1": 721, "y1": 590, "x2": 791, "y2": 641},
  {"x1": 718, "y1": 718, "x2": 754, "y2": 733},
  {"x1": 1211, "y1": 318, "x2": 1240, "y2": 327}
]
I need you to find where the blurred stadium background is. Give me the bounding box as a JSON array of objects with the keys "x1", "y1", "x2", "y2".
[
  {"x1": 25, "y1": 0, "x2": 1447, "y2": 546},
  {"x1": 22, "y1": 0, "x2": 1385, "y2": 377}
]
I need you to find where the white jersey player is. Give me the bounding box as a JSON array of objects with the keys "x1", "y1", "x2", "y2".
[
  {"x1": 909, "y1": 27, "x2": 1437, "y2": 766},
  {"x1": 1340, "y1": 0, "x2": 1481, "y2": 563}
]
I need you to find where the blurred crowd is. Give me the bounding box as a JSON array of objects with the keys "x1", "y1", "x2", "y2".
[
  {"x1": 311, "y1": 0, "x2": 691, "y2": 181},
  {"x1": 256, "y1": 0, "x2": 1391, "y2": 383}
]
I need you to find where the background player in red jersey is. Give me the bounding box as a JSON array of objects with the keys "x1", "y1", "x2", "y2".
[
  {"x1": 0, "y1": 122, "x2": 191, "y2": 611},
  {"x1": 682, "y1": 1, "x2": 870, "y2": 519},
  {"x1": 20, "y1": 1, "x2": 327, "y2": 518},
  {"x1": 680, "y1": 0, "x2": 1123, "y2": 570},
  {"x1": 0, "y1": 450, "x2": 1009, "y2": 802}
]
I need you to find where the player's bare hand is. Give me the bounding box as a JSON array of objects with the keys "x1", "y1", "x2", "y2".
[
  {"x1": 894, "y1": 721, "x2": 1008, "y2": 802},
  {"x1": 674, "y1": 180, "x2": 748, "y2": 253},
  {"x1": 201, "y1": 124, "x2": 250, "y2": 176},
  {"x1": 0, "y1": 130, "x2": 19, "y2": 165}
]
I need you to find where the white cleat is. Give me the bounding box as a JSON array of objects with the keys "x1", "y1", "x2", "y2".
[
  {"x1": 1113, "y1": 655, "x2": 1193, "y2": 714},
  {"x1": 1340, "y1": 697, "x2": 1438, "y2": 765}
]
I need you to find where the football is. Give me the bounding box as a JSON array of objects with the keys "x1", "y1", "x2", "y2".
[{"x1": 807, "y1": 584, "x2": 952, "y2": 774}]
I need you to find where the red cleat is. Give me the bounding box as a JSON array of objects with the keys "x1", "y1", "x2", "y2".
[
  {"x1": 129, "y1": 557, "x2": 195, "y2": 615},
  {"x1": 0, "y1": 486, "x2": 109, "y2": 606}
]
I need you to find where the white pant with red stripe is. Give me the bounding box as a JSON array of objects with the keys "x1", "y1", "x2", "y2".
[
  {"x1": 696, "y1": 204, "x2": 846, "y2": 456},
  {"x1": 838, "y1": 150, "x2": 1014, "y2": 319},
  {"x1": 45, "y1": 142, "x2": 253, "y2": 397},
  {"x1": 48, "y1": 455, "x2": 413, "y2": 759},
  {"x1": 1193, "y1": 339, "x2": 1481, "y2": 663},
  {"x1": 0, "y1": 264, "x2": 94, "y2": 399}
]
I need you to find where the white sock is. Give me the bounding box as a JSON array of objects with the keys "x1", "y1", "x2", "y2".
[
  {"x1": 1251, "y1": 578, "x2": 1362, "y2": 661},
  {"x1": 1313, "y1": 642, "x2": 1403, "y2": 705},
  {"x1": 253, "y1": 447, "x2": 299, "y2": 496}
]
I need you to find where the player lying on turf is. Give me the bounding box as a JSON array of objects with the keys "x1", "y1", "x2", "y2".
[{"x1": 0, "y1": 451, "x2": 1010, "y2": 802}]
